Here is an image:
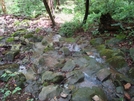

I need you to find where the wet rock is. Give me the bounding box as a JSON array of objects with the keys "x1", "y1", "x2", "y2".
[
  {"x1": 73, "y1": 58, "x2": 88, "y2": 67},
  {"x1": 71, "y1": 87, "x2": 94, "y2": 101},
  {"x1": 5, "y1": 50, "x2": 20, "y2": 61},
  {"x1": 38, "y1": 57, "x2": 45, "y2": 66},
  {"x1": 90, "y1": 38, "x2": 103, "y2": 46},
  {"x1": 41, "y1": 71, "x2": 64, "y2": 84},
  {"x1": 116, "y1": 86, "x2": 124, "y2": 94},
  {"x1": 130, "y1": 47, "x2": 134, "y2": 61},
  {"x1": 39, "y1": 85, "x2": 62, "y2": 101},
  {"x1": 62, "y1": 60, "x2": 76, "y2": 72},
  {"x1": 66, "y1": 70, "x2": 84, "y2": 84},
  {"x1": 96, "y1": 68, "x2": 111, "y2": 82},
  {"x1": 25, "y1": 80, "x2": 40, "y2": 98},
  {"x1": 107, "y1": 56, "x2": 126, "y2": 68},
  {"x1": 102, "y1": 80, "x2": 116, "y2": 100},
  {"x1": 71, "y1": 87, "x2": 107, "y2": 101},
  {"x1": 44, "y1": 56, "x2": 59, "y2": 68},
  {"x1": 62, "y1": 47, "x2": 71, "y2": 56},
  {"x1": 105, "y1": 38, "x2": 121, "y2": 48}
]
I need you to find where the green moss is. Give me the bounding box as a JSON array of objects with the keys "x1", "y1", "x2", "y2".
[
  {"x1": 107, "y1": 56, "x2": 126, "y2": 68},
  {"x1": 0, "y1": 36, "x2": 3, "y2": 41},
  {"x1": 43, "y1": 46, "x2": 54, "y2": 53},
  {"x1": 42, "y1": 40, "x2": 48, "y2": 46},
  {"x1": 90, "y1": 38, "x2": 103, "y2": 46},
  {"x1": 96, "y1": 44, "x2": 106, "y2": 52},
  {"x1": 24, "y1": 34, "x2": 33, "y2": 38},
  {"x1": 100, "y1": 49, "x2": 114, "y2": 59},
  {"x1": 43, "y1": 82, "x2": 49, "y2": 86},
  {"x1": 6, "y1": 37, "x2": 15, "y2": 42},
  {"x1": 65, "y1": 37, "x2": 76, "y2": 43},
  {"x1": 11, "y1": 29, "x2": 27, "y2": 37}
]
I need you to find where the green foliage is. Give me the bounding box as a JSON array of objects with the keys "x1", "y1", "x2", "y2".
[
  {"x1": 73, "y1": 0, "x2": 134, "y2": 31},
  {"x1": 59, "y1": 20, "x2": 81, "y2": 37},
  {"x1": 115, "y1": 33, "x2": 126, "y2": 40},
  {"x1": 5, "y1": 0, "x2": 45, "y2": 18},
  {"x1": 0, "y1": 71, "x2": 22, "y2": 101}
]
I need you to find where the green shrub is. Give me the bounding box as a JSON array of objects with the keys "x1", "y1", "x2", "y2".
[{"x1": 59, "y1": 20, "x2": 81, "y2": 37}]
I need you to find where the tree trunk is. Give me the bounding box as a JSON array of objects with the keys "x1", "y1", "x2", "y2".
[
  {"x1": 82, "y1": 0, "x2": 89, "y2": 24},
  {"x1": 0, "y1": 0, "x2": 7, "y2": 14},
  {"x1": 43, "y1": 0, "x2": 55, "y2": 27}
]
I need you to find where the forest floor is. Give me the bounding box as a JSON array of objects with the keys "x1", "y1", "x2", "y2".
[{"x1": 0, "y1": 14, "x2": 134, "y2": 101}]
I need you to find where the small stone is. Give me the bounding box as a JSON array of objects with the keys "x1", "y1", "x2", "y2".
[
  {"x1": 92, "y1": 95, "x2": 102, "y2": 101},
  {"x1": 60, "y1": 92, "x2": 68, "y2": 98},
  {"x1": 124, "y1": 83, "x2": 131, "y2": 90}
]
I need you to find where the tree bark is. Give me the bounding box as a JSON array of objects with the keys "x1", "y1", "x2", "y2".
[
  {"x1": 43, "y1": 0, "x2": 55, "y2": 27},
  {"x1": 82, "y1": 0, "x2": 89, "y2": 24},
  {"x1": 0, "y1": 0, "x2": 7, "y2": 14}
]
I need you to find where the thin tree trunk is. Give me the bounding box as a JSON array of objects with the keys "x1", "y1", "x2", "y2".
[
  {"x1": 43, "y1": 0, "x2": 55, "y2": 27},
  {"x1": 82, "y1": 0, "x2": 89, "y2": 24},
  {"x1": 0, "y1": 0, "x2": 7, "y2": 14}
]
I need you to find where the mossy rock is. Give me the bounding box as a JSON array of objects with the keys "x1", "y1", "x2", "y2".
[
  {"x1": 24, "y1": 33, "x2": 33, "y2": 38},
  {"x1": 96, "y1": 44, "x2": 106, "y2": 52},
  {"x1": 6, "y1": 37, "x2": 15, "y2": 42},
  {"x1": 42, "y1": 40, "x2": 48, "y2": 46},
  {"x1": 100, "y1": 49, "x2": 114, "y2": 59},
  {"x1": 41, "y1": 71, "x2": 64, "y2": 84},
  {"x1": 90, "y1": 38, "x2": 103, "y2": 46},
  {"x1": 65, "y1": 37, "x2": 76, "y2": 43},
  {"x1": 100, "y1": 48, "x2": 124, "y2": 60},
  {"x1": 105, "y1": 38, "x2": 121, "y2": 48},
  {"x1": 11, "y1": 29, "x2": 27, "y2": 37},
  {"x1": 0, "y1": 36, "x2": 3, "y2": 41},
  {"x1": 107, "y1": 56, "x2": 126, "y2": 68},
  {"x1": 31, "y1": 35, "x2": 43, "y2": 42},
  {"x1": 43, "y1": 46, "x2": 54, "y2": 53}
]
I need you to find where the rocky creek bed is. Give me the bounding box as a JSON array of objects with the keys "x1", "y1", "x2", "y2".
[{"x1": 0, "y1": 15, "x2": 134, "y2": 101}]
